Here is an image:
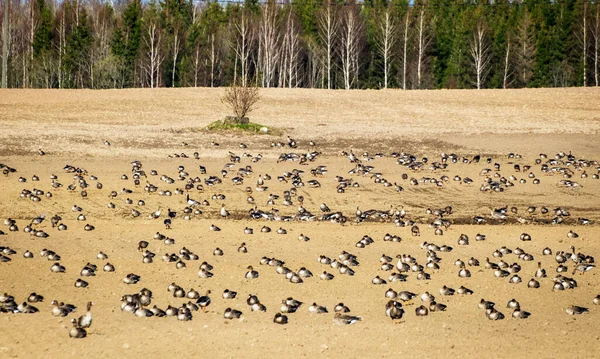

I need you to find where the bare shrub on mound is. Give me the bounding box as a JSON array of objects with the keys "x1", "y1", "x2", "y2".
[{"x1": 221, "y1": 84, "x2": 261, "y2": 120}]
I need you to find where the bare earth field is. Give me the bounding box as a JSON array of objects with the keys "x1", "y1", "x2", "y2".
[{"x1": 0, "y1": 88, "x2": 600, "y2": 358}]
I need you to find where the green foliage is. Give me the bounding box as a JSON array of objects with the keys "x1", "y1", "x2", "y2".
[
  {"x1": 33, "y1": 0, "x2": 53, "y2": 57},
  {"x1": 111, "y1": 0, "x2": 142, "y2": 85},
  {"x1": 64, "y1": 8, "x2": 92, "y2": 87}
]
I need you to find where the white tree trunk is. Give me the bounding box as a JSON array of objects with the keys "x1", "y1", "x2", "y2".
[
  {"x1": 210, "y1": 33, "x2": 215, "y2": 87},
  {"x1": 282, "y1": 10, "x2": 299, "y2": 88},
  {"x1": 193, "y1": 38, "x2": 200, "y2": 87},
  {"x1": 594, "y1": 5, "x2": 599, "y2": 86},
  {"x1": 503, "y1": 36, "x2": 511, "y2": 89},
  {"x1": 2, "y1": 0, "x2": 9, "y2": 88},
  {"x1": 583, "y1": 1, "x2": 587, "y2": 87},
  {"x1": 171, "y1": 31, "x2": 179, "y2": 87},
  {"x1": 416, "y1": 8, "x2": 426, "y2": 89},
  {"x1": 258, "y1": 3, "x2": 279, "y2": 88},
  {"x1": 58, "y1": 9, "x2": 65, "y2": 89},
  {"x1": 318, "y1": 2, "x2": 337, "y2": 89},
  {"x1": 234, "y1": 11, "x2": 253, "y2": 87},
  {"x1": 402, "y1": 10, "x2": 409, "y2": 90},
  {"x1": 376, "y1": 9, "x2": 396, "y2": 89},
  {"x1": 339, "y1": 8, "x2": 361, "y2": 90},
  {"x1": 470, "y1": 20, "x2": 491, "y2": 90},
  {"x1": 144, "y1": 22, "x2": 162, "y2": 88}
]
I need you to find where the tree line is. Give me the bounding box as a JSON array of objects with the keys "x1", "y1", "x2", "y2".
[{"x1": 1, "y1": 0, "x2": 599, "y2": 90}]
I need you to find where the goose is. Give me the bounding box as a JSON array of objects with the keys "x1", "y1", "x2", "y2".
[
  {"x1": 535, "y1": 262, "x2": 547, "y2": 278},
  {"x1": 486, "y1": 308, "x2": 504, "y2": 320},
  {"x1": 320, "y1": 271, "x2": 334, "y2": 280},
  {"x1": 74, "y1": 279, "x2": 89, "y2": 288},
  {"x1": 77, "y1": 302, "x2": 93, "y2": 328},
  {"x1": 224, "y1": 308, "x2": 242, "y2": 319},
  {"x1": 186, "y1": 194, "x2": 200, "y2": 206},
  {"x1": 51, "y1": 300, "x2": 73, "y2": 317},
  {"x1": 69, "y1": 319, "x2": 87, "y2": 338},
  {"x1": 151, "y1": 305, "x2": 166, "y2": 317},
  {"x1": 177, "y1": 308, "x2": 192, "y2": 321},
  {"x1": 27, "y1": 293, "x2": 43, "y2": 303},
  {"x1": 528, "y1": 278, "x2": 540, "y2": 288},
  {"x1": 429, "y1": 301, "x2": 447, "y2": 312},
  {"x1": 309, "y1": 303, "x2": 328, "y2": 314},
  {"x1": 440, "y1": 286, "x2": 455, "y2": 296},
  {"x1": 196, "y1": 290, "x2": 211, "y2": 312},
  {"x1": 507, "y1": 299, "x2": 520, "y2": 309},
  {"x1": 237, "y1": 243, "x2": 248, "y2": 253},
  {"x1": 333, "y1": 313, "x2": 361, "y2": 325},
  {"x1": 220, "y1": 204, "x2": 230, "y2": 218},
  {"x1": 572, "y1": 263, "x2": 595, "y2": 275},
  {"x1": 334, "y1": 303, "x2": 350, "y2": 313},
  {"x1": 512, "y1": 306, "x2": 530, "y2": 319},
  {"x1": 565, "y1": 305, "x2": 589, "y2": 315},
  {"x1": 458, "y1": 264, "x2": 471, "y2": 278},
  {"x1": 420, "y1": 292, "x2": 435, "y2": 302},
  {"x1": 385, "y1": 288, "x2": 398, "y2": 299},
  {"x1": 245, "y1": 266, "x2": 258, "y2": 279},
  {"x1": 479, "y1": 299, "x2": 495, "y2": 310},
  {"x1": 223, "y1": 289, "x2": 237, "y2": 299},
  {"x1": 103, "y1": 263, "x2": 115, "y2": 272},
  {"x1": 385, "y1": 300, "x2": 404, "y2": 323},
  {"x1": 273, "y1": 313, "x2": 288, "y2": 324},
  {"x1": 123, "y1": 273, "x2": 140, "y2": 284},
  {"x1": 51, "y1": 263, "x2": 66, "y2": 273},
  {"x1": 415, "y1": 305, "x2": 429, "y2": 316}
]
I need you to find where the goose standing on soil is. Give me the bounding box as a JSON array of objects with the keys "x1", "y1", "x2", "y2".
[
  {"x1": 220, "y1": 205, "x2": 230, "y2": 218},
  {"x1": 197, "y1": 290, "x2": 211, "y2": 312},
  {"x1": 186, "y1": 194, "x2": 200, "y2": 206},
  {"x1": 386, "y1": 300, "x2": 404, "y2": 323},
  {"x1": 77, "y1": 302, "x2": 93, "y2": 328}
]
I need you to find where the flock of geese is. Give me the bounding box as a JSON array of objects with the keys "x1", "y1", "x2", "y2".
[{"x1": 1, "y1": 137, "x2": 599, "y2": 340}]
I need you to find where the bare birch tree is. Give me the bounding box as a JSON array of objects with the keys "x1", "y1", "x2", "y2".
[
  {"x1": 582, "y1": 1, "x2": 588, "y2": 87},
  {"x1": 281, "y1": 9, "x2": 300, "y2": 88},
  {"x1": 258, "y1": 2, "x2": 279, "y2": 88},
  {"x1": 171, "y1": 28, "x2": 180, "y2": 87},
  {"x1": 503, "y1": 34, "x2": 513, "y2": 89},
  {"x1": 143, "y1": 21, "x2": 163, "y2": 88},
  {"x1": 415, "y1": 6, "x2": 431, "y2": 89},
  {"x1": 233, "y1": 10, "x2": 253, "y2": 87},
  {"x1": 470, "y1": 19, "x2": 491, "y2": 89},
  {"x1": 57, "y1": 7, "x2": 65, "y2": 88},
  {"x1": 593, "y1": 4, "x2": 599, "y2": 86},
  {"x1": 1, "y1": 0, "x2": 9, "y2": 88},
  {"x1": 401, "y1": 8, "x2": 410, "y2": 90},
  {"x1": 375, "y1": 7, "x2": 397, "y2": 89},
  {"x1": 318, "y1": 0, "x2": 337, "y2": 89},
  {"x1": 339, "y1": 5, "x2": 362, "y2": 90}
]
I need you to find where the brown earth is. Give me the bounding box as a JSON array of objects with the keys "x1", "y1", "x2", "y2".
[{"x1": 0, "y1": 88, "x2": 599, "y2": 358}]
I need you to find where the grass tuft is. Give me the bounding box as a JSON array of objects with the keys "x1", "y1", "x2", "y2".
[{"x1": 206, "y1": 120, "x2": 283, "y2": 136}]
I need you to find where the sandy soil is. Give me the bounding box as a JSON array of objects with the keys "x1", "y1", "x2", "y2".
[{"x1": 0, "y1": 88, "x2": 599, "y2": 358}]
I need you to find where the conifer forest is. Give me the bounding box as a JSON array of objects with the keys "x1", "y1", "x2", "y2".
[{"x1": 0, "y1": 0, "x2": 598, "y2": 89}]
